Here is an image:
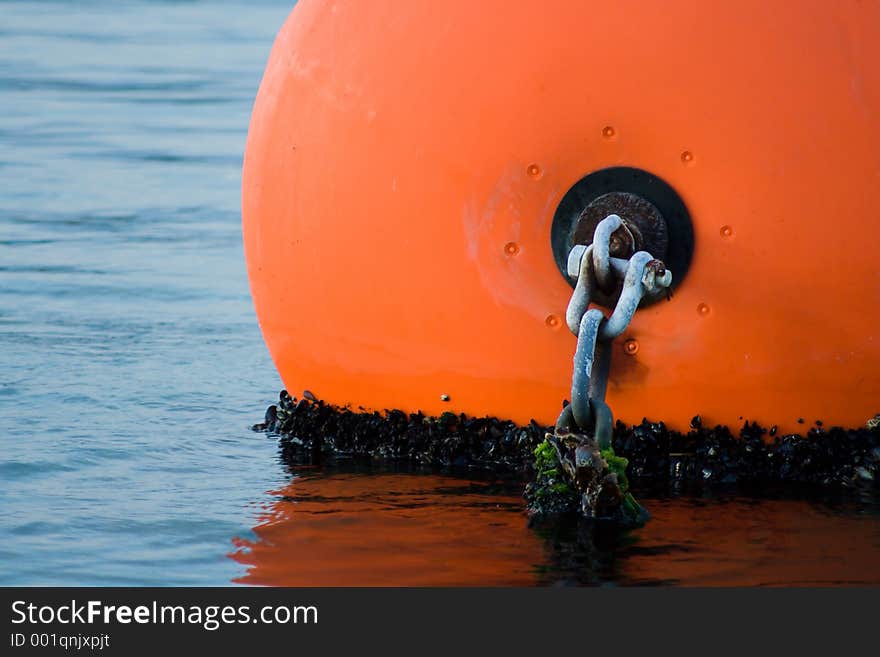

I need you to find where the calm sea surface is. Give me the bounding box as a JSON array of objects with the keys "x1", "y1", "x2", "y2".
[{"x1": 2, "y1": 0, "x2": 879, "y2": 586}]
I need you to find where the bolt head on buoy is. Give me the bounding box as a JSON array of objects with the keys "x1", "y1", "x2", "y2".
[{"x1": 244, "y1": 0, "x2": 880, "y2": 433}]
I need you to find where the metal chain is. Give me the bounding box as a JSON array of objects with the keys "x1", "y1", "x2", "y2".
[{"x1": 556, "y1": 214, "x2": 672, "y2": 448}]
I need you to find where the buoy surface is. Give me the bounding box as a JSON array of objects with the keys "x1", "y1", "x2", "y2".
[{"x1": 244, "y1": 0, "x2": 880, "y2": 433}]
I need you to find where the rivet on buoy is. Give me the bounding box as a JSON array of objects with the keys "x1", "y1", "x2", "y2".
[
  {"x1": 545, "y1": 314, "x2": 561, "y2": 329},
  {"x1": 681, "y1": 150, "x2": 694, "y2": 164},
  {"x1": 697, "y1": 303, "x2": 710, "y2": 316},
  {"x1": 503, "y1": 241, "x2": 520, "y2": 256},
  {"x1": 526, "y1": 163, "x2": 542, "y2": 179},
  {"x1": 624, "y1": 339, "x2": 639, "y2": 355},
  {"x1": 720, "y1": 225, "x2": 734, "y2": 239},
  {"x1": 601, "y1": 125, "x2": 616, "y2": 139}
]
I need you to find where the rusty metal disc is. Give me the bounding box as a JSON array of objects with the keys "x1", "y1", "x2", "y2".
[
  {"x1": 572, "y1": 192, "x2": 668, "y2": 260},
  {"x1": 550, "y1": 167, "x2": 694, "y2": 303}
]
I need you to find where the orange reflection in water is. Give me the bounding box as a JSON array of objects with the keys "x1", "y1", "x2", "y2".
[
  {"x1": 612, "y1": 497, "x2": 880, "y2": 586},
  {"x1": 231, "y1": 471, "x2": 546, "y2": 586},
  {"x1": 231, "y1": 470, "x2": 880, "y2": 587}
]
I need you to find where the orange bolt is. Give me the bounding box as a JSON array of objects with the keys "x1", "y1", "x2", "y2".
[{"x1": 624, "y1": 339, "x2": 639, "y2": 355}]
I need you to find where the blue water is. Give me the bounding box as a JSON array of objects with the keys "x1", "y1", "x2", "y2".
[{"x1": 0, "y1": 0, "x2": 293, "y2": 585}]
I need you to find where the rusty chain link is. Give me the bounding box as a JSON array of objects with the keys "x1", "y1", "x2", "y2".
[{"x1": 556, "y1": 214, "x2": 673, "y2": 447}]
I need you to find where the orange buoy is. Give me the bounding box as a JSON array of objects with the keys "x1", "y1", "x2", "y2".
[{"x1": 243, "y1": 0, "x2": 880, "y2": 434}]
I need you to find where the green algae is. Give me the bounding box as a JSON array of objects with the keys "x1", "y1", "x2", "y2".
[{"x1": 526, "y1": 436, "x2": 648, "y2": 527}]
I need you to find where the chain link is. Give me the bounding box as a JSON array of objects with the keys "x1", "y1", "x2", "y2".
[{"x1": 556, "y1": 215, "x2": 673, "y2": 444}]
